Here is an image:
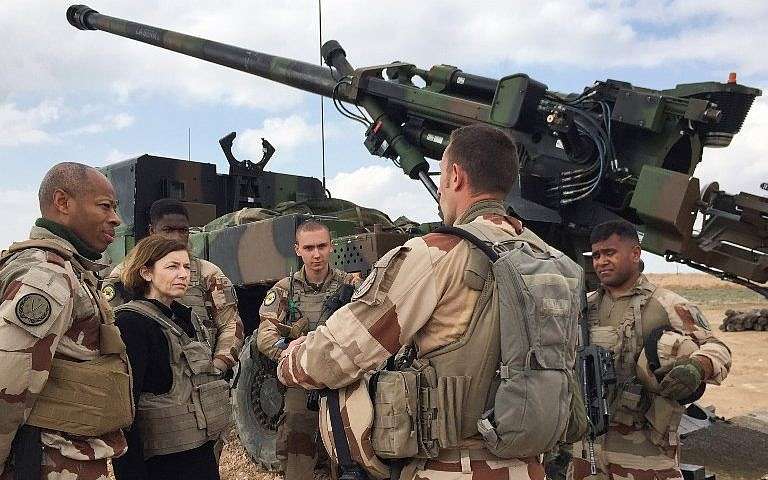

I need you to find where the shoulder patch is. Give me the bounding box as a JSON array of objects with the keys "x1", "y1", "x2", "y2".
[
  {"x1": 101, "y1": 284, "x2": 116, "y2": 302},
  {"x1": 263, "y1": 290, "x2": 277, "y2": 306},
  {"x1": 15, "y1": 293, "x2": 52, "y2": 326}
]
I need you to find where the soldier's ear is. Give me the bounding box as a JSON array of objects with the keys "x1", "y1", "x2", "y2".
[
  {"x1": 51, "y1": 188, "x2": 72, "y2": 215},
  {"x1": 139, "y1": 265, "x2": 153, "y2": 283}
]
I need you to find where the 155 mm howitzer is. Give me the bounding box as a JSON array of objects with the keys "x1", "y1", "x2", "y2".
[{"x1": 66, "y1": 5, "x2": 766, "y2": 293}]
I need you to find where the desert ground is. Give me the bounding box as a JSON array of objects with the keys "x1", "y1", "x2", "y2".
[{"x1": 111, "y1": 273, "x2": 768, "y2": 479}]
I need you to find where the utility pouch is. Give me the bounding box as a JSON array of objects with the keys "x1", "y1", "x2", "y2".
[
  {"x1": 26, "y1": 354, "x2": 133, "y2": 436},
  {"x1": 370, "y1": 370, "x2": 419, "y2": 459},
  {"x1": 198, "y1": 379, "x2": 232, "y2": 437},
  {"x1": 645, "y1": 395, "x2": 684, "y2": 447}
]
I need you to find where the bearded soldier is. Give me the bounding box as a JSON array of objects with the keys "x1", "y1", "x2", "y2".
[
  {"x1": 0, "y1": 162, "x2": 132, "y2": 479},
  {"x1": 256, "y1": 220, "x2": 358, "y2": 480},
  {"x1": 568, "y1": 221, "x2": 732, "y2": 480},
  {"x1": 102, "y1": 198, "x2": 244, "y2": 373}
]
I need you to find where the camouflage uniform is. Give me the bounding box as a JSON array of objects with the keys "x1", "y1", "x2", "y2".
[
  {"x1": 568, "y1": 274, "x2": 731, "y2": 480},
  {"x1": 0, "y1": 225, "x2": 128, "y2": 479},
  {"x1": 278, "y1": 200, "x2": 548, "y2": 480},
  {"x1": 257, "y1": 266, "x2": 358, "y2": 480},
  {"x1": 104, "y1": 256, "x2": 244, "y2": 369}
]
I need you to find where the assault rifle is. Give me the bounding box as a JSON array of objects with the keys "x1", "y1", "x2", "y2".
[
  {"x1": 66, "y1": 5, "x2": 767, "y2": 292},
  {"x1": 577, "y1": 296, "x2": 617, "y2": 475},
  {"x1": 273, "y1": 267, "x2": 299, "y2": 351}
]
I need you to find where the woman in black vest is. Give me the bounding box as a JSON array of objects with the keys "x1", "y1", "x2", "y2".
[{"x1": 112, "y1": 235, "x2": 225, "y2": 480}]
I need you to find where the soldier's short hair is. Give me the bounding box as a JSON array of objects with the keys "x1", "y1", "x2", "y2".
[
  {"x1": 445, "y1": 124, "x2": 519, "y2": 196},
  {"x1": 149, "y1": 198, "x2": 189, "y2": 224},
  {"x1": 590, "y1": 220, "x2": 640, "y2": 246},
  {"x1": 121, "y1": 235, "x2": 189, "y2": 295},
  {"x1": 295, "y1": 220, "x2": 330, "y2": 241},
  {"x1": 38, "y1": 162, "x2": 94, "y2": 211}
]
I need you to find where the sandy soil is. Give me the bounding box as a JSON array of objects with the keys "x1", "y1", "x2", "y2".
[{"x1": 109, "y1": 274, "x2": 768, "y2": 479}]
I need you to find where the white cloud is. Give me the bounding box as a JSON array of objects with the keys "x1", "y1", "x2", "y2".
[
  {"x1": 235, "y1": 115, "x2": 321, "y2": 162},
  {"x1": 0, "y1": 100, "x2": 61, "y2": 147},
  {"x1": 328, "y1": 165, "x2": 440, "y2": 223},
  {"x1": 64, "y1": 113, "x2": 135, "y2": 136},
  {"x1": 0, "y1": 188, "x2": 39, "y2": 248}
]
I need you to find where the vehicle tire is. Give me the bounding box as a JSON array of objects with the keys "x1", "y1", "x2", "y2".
[{"x1": 232, "y1": 335, "x2": 285, "y2": 471}]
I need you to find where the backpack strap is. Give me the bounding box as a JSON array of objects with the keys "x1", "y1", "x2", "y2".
[{"x1": 433, "y1": 226, "x2": 500, "y2": 262}]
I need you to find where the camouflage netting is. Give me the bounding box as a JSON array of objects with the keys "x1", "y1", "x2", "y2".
[
  {"x1": 203, "y1": 198, "x2": 421, "y2": 233},
  {"x1": 720, "y1": 309, "x2": 768, "y2": 332}
]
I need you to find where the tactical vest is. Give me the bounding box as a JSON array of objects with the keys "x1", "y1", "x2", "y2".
[
  {"x1": 0, "y1": 239, "x2": 134, "y2": 437},
  {"x1": 294, "y1": 268, "x2": 348, "y2": 333},
  {"x1": 587, "y1": 283, "x2": 685, "y2": 446},
  {"x1": 114, "y1": 299, "x2": 232, "y2": 458},
  {"x1": 371, "y1": 222, "x2": 577, "y2": 458}
]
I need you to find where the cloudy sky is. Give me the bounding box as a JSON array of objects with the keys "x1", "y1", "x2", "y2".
[{"x1": 1, "y1": 1, "x2": 766, "y2": 272}]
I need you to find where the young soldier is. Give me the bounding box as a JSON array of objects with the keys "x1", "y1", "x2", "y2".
[
  {"x1": 256, "y1": 220, "x2": 358, "y2": 480},
  {"x1": 568, "y1": 221, "x2": 732, "y2": 480},
  {"x1": 278, "y1": 124, "x2": 581, "y2": 479},
  {"x1": 0, "y1": 163, "x2": 131, "y2": 479},
  {"x1": 103, "y1": 199, "x2": 244, "y2": 373}
]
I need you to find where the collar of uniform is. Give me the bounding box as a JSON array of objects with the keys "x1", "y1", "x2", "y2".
[
  {"x1": 296, "y1": 265, "x2": 333, "y2": 290},
  {"x1": 455, "y1": 199, "x2": 507, "y2": 225},
  {"x1": 601, "y1": 273, "x2": 654, "y2": 300},
  {"x1": 29, "y1": 224, "x2": 108, "y2": 271}
]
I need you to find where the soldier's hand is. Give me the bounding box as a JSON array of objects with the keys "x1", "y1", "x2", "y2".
[
  {"x1": 281, "y1": 335, "x2": 307, "y2": 359},
  {"x1": 288, "y1": 317, "x2": 308, "y2": 339},
  {"x1": 658, "y1": 357, "x2": 704, "y2": 401},
  {"x1": 212, "y1": 357, "x2": 228, "y2": 373}
]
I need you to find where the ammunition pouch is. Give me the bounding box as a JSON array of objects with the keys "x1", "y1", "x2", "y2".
[
  {"x1": 644, "y1": 394, "x2": 685, "y2": 448},
  {"x1": 370, "y1": 363, "x2": 475, "y2": 460},
  {"x1": 370, "y1": 370, "x2": 420, "y2": 459},
  {"x1": 25, "y1": 323, "x2": 133, "y2": 437}
]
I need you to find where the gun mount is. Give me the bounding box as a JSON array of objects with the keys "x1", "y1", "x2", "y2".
[{"x1": 67, "y1": 4, "x2": 766, "y2": 292}]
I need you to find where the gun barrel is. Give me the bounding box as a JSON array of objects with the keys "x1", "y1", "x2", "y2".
[{"x1": 66, "y1": 5, "x2": 343, "y2": 100}]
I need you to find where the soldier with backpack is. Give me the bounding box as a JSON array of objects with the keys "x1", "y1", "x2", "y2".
[{"x1": 277, "y1": 124, "x2": 585, "y2": 480}]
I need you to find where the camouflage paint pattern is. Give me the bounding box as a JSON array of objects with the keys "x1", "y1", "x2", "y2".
[
  {"x1": 69, "y1": 4, "x2": 767, "y2": 291},
  {"x1": 633, "y1": 166, "x2": 768, "y2": 287},
  {"x1": 0, "y1": 226, "x2": 127, "y2": 476},
  {"x1": 568, "y1": 275, "x2": 731, "y2": 480}
]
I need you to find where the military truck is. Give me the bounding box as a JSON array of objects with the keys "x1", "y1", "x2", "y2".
[
  {"x1": 70, "y1": 5, "x2": 768, "y2": 477},
  {"x1": 100, "y1": 133, "x2": 418, "y2": 469}
]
